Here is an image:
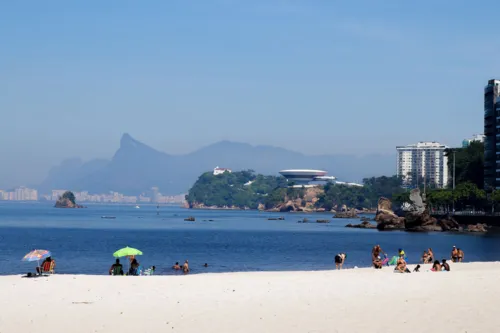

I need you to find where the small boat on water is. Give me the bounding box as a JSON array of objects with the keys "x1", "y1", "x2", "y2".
[
  {"x1": 101, "y1": 216, "x2": 116, "y2": 219},
  {"x1": 135, "y1": 205, "x2": 140, "y2": 209}
]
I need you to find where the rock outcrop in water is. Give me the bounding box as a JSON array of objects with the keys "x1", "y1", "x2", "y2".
[
  {"x1": 54, "y1": 191, "x2": 85, "y2": 208},
  {"x1": 375, "y1": 197, "x2": 405, "y2": 230},
  {"x1": 346, "y1": 221, "x2": 376, "y2": 229},
  {"x1": 436, "y1": 215, "x2": 461, "y2": 232},
  {"x1": 334, "y1": 208, "x2": 359, "y2": 219},
  {"x1": 465, "y1": 223, "x2": 488, "y2": 232},
  {"x1": 404, "y1": 189, "x2": 442, "y2": 232}
]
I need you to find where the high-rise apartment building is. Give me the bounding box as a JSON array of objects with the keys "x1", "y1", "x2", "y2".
[
  {"x1": 484, "y1": 79, "x2": 500, "y2": 190},
  {"x1": 396, "y1": 142, "x2": 449, "y2": 188},
  {"x1": 462, "y1": 134, "x2": 485, "y2": 148}
]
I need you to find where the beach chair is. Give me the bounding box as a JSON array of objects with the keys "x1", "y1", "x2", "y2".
[
  {"x1": 143, "y1": 267, "x2": 155, "y2": 276},
  {"x1": 41, "y1": 261, "x2": 55, "y2": 275}
]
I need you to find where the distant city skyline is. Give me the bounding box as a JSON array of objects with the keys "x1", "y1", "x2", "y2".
[
  {"x1": 1, "y1": 1, "x2": 497, "y2": 188},
  {"x1": 0, "y1": 186, "x2": 185, "y2": 204}
]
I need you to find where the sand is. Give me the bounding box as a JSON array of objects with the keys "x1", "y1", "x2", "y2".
[{"x1": 0, "y1": 262, "x2": 499, "y2": 333}]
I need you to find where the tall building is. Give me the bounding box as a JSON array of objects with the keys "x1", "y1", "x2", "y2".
[
  {"x1": 484, "y1": 79, "x2": 500, "y2": 190},
  {"x1": 396, "y1": 142, "x2": 449, "y2": 188},
  {"x1": 462, "y1": 134, "x2": 485, "y2": 148}
]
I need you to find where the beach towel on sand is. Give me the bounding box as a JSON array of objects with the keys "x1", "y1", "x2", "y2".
[{"x1": 388, "y1": 256, "x2": 398, "y2": 266}]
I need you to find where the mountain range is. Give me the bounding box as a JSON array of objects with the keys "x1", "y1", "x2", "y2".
[{"x1": 38, "y1": 133, "x2": 395, "y2": 195}]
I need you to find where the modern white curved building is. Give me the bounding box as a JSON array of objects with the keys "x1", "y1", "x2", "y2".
[{"x1": 279, "y1": 169, "x2": 336, "y2": 186}]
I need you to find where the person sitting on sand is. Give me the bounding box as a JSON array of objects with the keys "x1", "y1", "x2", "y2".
[
  {"x1": 36, "y1": 256, "x2": 53, "y2": 274},
  {"x1": 183, "y1": 260, "x2": 190, "y2": 274},
  {"x1": 109, "y1": 259, "x2": 124, "y2": 276},
  {"x1": 335, "y1": 253, "x2": 346, "y2": 270},
  {"x1": 441, "y1": 259, "x2": 450, "y2": 271},
  {"x1": 172, "y1": 262, "x2": 181, "y2": 270},
  {"x1": 451, "y1": 246, "x2": 459, "y2": 262},
  {"x1": 129, "y1": 258, "x2": 140, "y2": 276},
  {"x1": 431, "y1": 260, "x2": 441, "y2": 272},
  {"x1": 372, "y1": 245, "x2": 385, "y2": 261},
  {"x1": 373, "y1": 256, "x2": 383, "y2": 269},
  {"x1": 457, "y1": 248, "x2": 464, "y2": 262},
  {"x1": 395, "y1": 255, "x2": 410, "y2": 273}
]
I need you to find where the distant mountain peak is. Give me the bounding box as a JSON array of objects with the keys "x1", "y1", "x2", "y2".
[
  {"x1": 120, "y1": 133, "x2": 139, "y2": 148},
  {"x1": 39, "y1": 134, "x2": 395, "y2": 195}
]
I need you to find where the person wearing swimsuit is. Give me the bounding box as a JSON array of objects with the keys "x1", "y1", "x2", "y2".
[
  {"x1": 335, "y1": 253, "x2": 346, "y2": 270},
  {"x1": 451, "y1": 246, "x2": 459, "y2": 262},
  {"x1": 427, "y1": 248, "x2": 434, "y2": 263},
  {"x1": 431, "y1": 260, "x2": 441, "y2": 272}
]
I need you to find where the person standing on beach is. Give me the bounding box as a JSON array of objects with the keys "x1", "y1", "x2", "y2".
[
  {"x1": 427, "y1": 248, "x2": 434, "y2": 263},
  {"x1": 183, "y1": 260, "x2": 190, "y2": 274},
  {"x1": 451, "y1": 246, "x2": 459, "y2": 262},
  {"x1": 334, "y1": 253, "x2": 346, "y2": 270},
  {"x1": 457, "y1": 248, "x2": 464, "y2": 262}
]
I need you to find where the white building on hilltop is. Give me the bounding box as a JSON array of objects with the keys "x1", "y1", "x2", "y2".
[
  {"x1": 213, "y1": 166, "x2": 232, "y2": 176},
  {"x1": 396, "y1": 142, "x2": 449, "y2": 188}
]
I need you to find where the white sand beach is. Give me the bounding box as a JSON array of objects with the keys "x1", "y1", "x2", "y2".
[{"x1": 0, "y1": 262, "x2": 499, "y2": 333}]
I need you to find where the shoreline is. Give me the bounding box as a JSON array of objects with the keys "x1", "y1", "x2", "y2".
[
  {"x1": 4, "y1": 260, "x2": 499, "y2": 277},
  {"x1": 2, "y1": 261, "x2": 499, "y2": 333}
]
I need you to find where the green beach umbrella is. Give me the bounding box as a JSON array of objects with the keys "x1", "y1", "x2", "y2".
[{"x1": 113, "y1": 246, "x2": 143, "y2": 258}]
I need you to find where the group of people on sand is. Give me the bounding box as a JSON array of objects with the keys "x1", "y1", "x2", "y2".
[
  {"x1": 109, "y1": 257, "x2": 210, "y2": 276},
  {"x1": 109, "y1": 256, "x2": 155, "y2": 276},
  {"x1": 368, "y1": 244, "x2": 463, "y2": 273}
]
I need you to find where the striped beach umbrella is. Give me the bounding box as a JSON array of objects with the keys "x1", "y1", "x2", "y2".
[
  {"x1": 22, "y1": 249, "x2": 51, "y2": 275},
  {"x1": 22, "y1": 249, "x2": 51, "y2": 262}
]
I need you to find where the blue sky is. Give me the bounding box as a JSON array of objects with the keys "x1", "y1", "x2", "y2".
[{"x1": 0, "y1": 0, "x2": 498, "y2": 187}]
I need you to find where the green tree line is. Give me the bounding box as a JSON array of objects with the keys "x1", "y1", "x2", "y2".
[{"x1": 186, "y1": 170, "x2": 406, "y2": 210}]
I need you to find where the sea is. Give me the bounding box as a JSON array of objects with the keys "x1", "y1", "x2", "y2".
[{"x1": 1, "y1": 202, "x2": 500, "y2": 275}]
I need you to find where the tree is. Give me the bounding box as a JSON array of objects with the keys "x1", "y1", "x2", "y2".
[
  {"x1": 452, "y1": 182, "x2": 486, "y2": 210},
  {"x1": 186, "y1": 170, "x2": 286, "y2": 209},
  {"x1": 445, "y1": 141, "x2": 484, "y2": 189},
  {"x1": 426, "y1": 189, "x2": 453, "y2": 211}
]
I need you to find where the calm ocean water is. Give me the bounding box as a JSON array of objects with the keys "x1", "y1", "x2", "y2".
[{"x1": 1, "y1": 202, "x2": 500, "y2": 275}]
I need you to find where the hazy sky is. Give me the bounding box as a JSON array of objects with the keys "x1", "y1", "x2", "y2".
[{"x1": 1, "y1": 0, "x2": 498, "y2": 187}]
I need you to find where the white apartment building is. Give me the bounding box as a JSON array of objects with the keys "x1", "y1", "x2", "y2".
[
  {"x1": 396, "y1": 142, "x2": 449, "y2": 188},
  {"x1": 462, "y1": 134, "x2": 485, "y2": 148}
]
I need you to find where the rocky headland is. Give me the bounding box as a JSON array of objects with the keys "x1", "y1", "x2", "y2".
[{"x1": 374, "y1": 189, "x2": 488, "y2": 233}]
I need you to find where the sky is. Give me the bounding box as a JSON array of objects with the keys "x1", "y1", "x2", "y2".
[{"x1": 1, "y1": 0, "x2": 499, "y2": 188}]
